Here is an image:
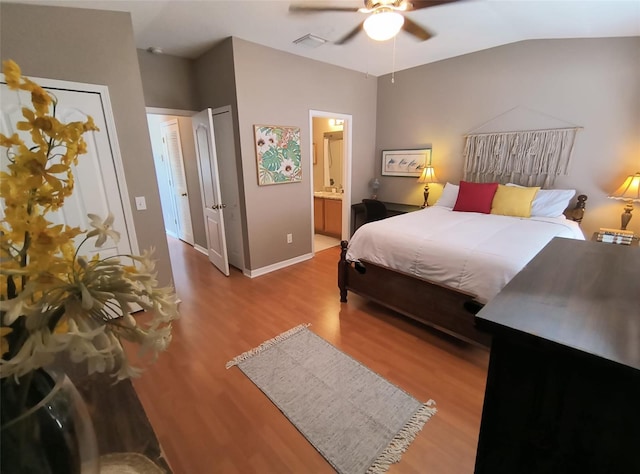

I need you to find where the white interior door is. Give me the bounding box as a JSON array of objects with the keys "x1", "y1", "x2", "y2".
[
  {"x1": 211, "y1": 107, "x2": 244, "y2": 271},
  {"x1": 161, "y1": 120, "x2": 194, "y2": 245},
  {"x1": 192, "y1": 109, "x2": 229, "y2": 276},
  {"x1": 0, "y1": 81, "x2": 136, "y2": 260},
  {"x1": 147, "y1": 115, "x2": 179, "y2": 238}
]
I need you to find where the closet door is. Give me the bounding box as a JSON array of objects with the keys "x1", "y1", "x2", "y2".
[
  {"x1": 0, "y1": 79, "x2": 136, "y2": 259},
  {"x1": 161, "y1": 119, "x2": 194, "y2": 245}
]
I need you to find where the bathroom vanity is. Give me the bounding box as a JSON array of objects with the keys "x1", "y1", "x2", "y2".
[{"x1": 314, "y1": 192, "x2": 342, "y2": 238}]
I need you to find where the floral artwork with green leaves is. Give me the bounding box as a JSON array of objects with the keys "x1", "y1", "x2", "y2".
[{"x1": 254, "y1": 125, "x2": 301, "y2": 185}]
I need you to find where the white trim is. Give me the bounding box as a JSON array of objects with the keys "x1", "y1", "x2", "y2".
[
  {"x1": 146, "y1": 107, "x2": 197, "y2": 117},
  {"x1": 194, "y1": 244, "x2": 208, "y2": 255},
  {"x1": 211, "y1": 105, "x2": 232, "y2": 116},
  {"x1": 165, "y1": 230, "x2": 179, "y2": 240},
  {"x1": 212, "y1": 105, "x2": 246, "y2": 274},
  {"x1": 244, "y1": 253, "x2": 313, "y2": 278},
  {"x1": 309, "y1": 110, "x2": 353, "y2": 254},
  {"x1": 26, "y1": 76, "x2": 140, "y2": 257}
]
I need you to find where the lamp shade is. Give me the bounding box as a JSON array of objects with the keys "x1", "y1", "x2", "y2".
[
  {"x1": 417, "y1": 166, "x2": 438, "y2": 184},
  {"x1": 363, "y1": 11, "x2": 405, "y2": 42},
  {"x1": 609, "y1": 172, "x2": 640, "y2": 201}
]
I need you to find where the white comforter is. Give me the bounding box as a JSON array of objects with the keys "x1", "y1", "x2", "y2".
[{"x1": 346, "y1": 206, "x2": 585, "y2": 303}]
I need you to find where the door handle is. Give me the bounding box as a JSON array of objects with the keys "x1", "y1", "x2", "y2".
[
  {"x1": 211, "y1": 204, "x2": 227, "y2": 210},
  {"x1": 181, "y1": 193, "x2": 187, "y2": 197}
]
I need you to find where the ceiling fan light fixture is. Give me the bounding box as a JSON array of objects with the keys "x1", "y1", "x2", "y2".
[{"x1": 363, "y1": 10, "x2": 405, "y2": 41}]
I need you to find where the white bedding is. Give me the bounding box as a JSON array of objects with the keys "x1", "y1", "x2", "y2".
[{"x1": 346, "y1": 206, "x2": 585, "y2": 303}]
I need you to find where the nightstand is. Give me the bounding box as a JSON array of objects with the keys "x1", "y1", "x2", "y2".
[
  {"x1": 351, "y1": 201, "x2": 422, "y2": 235},
  {"x1": 591, "y1": 232, "x2": 640, "y2": 247}
]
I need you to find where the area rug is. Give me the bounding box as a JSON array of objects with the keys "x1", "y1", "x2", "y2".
[{"x1": 226, "y1": 324, "x2": 436, "y2": 474}]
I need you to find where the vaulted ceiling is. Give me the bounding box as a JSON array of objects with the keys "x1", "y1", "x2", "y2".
[{"x1": 12, "y1": 0, "x2": 640, "y2": 76}]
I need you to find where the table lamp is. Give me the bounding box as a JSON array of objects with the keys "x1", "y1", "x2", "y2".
[
  {"x1": 370, "y1": 177, "x2": 380, "y2": 199},
  {"x1": 608, "y1": 171, "x2": 640, "y2": 230},
  {"x1": 417, "y1": 166, "x2": 437, "y2": 208}
]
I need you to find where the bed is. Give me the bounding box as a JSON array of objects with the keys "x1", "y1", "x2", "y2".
[{"x1": 338, "y1": 183, "x2": 588, "y2": 347}]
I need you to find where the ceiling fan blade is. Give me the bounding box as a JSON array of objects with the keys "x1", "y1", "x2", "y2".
[
  {"x1": 289, "y1": 5, "x2": 360, "y2": 13},
  {"x1": 335, "y1": 22, "x2": 364, "y2": 45},
  {"x1": 406, "y1": 0, "x2": 461, "y2": 11},
  {"x1": 402, "y1": 17, "x2": 432, "y2": 41}
]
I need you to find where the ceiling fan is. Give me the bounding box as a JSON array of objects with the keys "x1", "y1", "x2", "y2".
[{"x1": 289, "y1": 0, "x2": 461, "y2": 44}]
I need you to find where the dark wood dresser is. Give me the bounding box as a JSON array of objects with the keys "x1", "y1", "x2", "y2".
[
  {"x1": 62, "y1": 361, "x2": 172, "y2": 472},
  {"x1": 474, "y1": 237, "x2": 640, "y2": 474}
]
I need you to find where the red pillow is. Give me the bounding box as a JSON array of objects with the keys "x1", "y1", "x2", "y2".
[{"x1": 453, "y1": 181, "x2": 499, "y2": 214}]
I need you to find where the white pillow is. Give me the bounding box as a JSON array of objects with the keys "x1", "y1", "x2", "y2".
[
  {"x1": 506, "y1": 183, "x2": 576, "y2": 218},
  {"x1": 434, "y1": 182, "x2": 459, "y2": 208}
]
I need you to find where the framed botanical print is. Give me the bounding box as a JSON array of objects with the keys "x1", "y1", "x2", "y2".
[{"x1": 254, "y1": 125, "x2": 302, "y2": 185}]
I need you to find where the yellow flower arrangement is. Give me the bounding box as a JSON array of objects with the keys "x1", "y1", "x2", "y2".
[{"x1": 0, "y1": 60, "x2": 179, "y2": 383}]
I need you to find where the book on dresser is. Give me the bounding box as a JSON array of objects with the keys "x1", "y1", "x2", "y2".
[{"x1": 596, "y1": 227, "x2": 634, "y2": 245}]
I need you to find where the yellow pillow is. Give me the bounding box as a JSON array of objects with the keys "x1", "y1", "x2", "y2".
[{"x1": 491, "y1": 184, "x2": 540, "y2": 218}]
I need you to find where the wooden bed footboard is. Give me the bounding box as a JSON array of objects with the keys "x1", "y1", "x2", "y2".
[
  {"x1": 338, "y1": 194, "x2": 588, "y2": 347},
  {"x1": 339, "y1": 241, "x2": 492, "y2": 347}
]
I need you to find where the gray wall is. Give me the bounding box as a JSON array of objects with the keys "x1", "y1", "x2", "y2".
[
  {"x1": 193, "y1": 38, "x2": 251, "y2": 266},
  {"x1": 375, "y1": 37, "x2": 640, "y2": 238},
  {"x1": 0, "y1": 3, "x2": 173, "y2": 285},
  {"x1": 137, "y1": 49, "x2": 199, "y2": 111},
  {"x1": 232, "y1": 38, "x2": 378, "y2": 270},
  {"x1": 136, "y1": 51, "x2": 206, "y2": 248}
]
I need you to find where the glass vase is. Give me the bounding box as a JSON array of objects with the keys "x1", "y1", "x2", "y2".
[{"x1": 0, "y1": 368, "x2": 100, "y2": 474}]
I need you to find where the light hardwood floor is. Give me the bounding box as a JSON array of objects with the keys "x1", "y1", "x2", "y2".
[{"x1": 131, "y1": 237, "x2": 490, "y2": 473}]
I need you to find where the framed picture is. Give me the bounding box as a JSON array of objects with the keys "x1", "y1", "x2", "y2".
[
  {"x1": 381, "y1": 148, "x2": 431, "y2": 177},
  {"x1": 254, "y1": 124, "x2": 302, "y2": 185}
]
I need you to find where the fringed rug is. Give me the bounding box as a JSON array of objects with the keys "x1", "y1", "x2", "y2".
[{"x1": 226, "y1": 325, "x2": 436, "y2": 474}]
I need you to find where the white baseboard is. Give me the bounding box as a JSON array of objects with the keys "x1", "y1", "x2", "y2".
[
  {"x1": 194, "y1": 244, "x2": 208, "y2": 255},
  {"x1": 165, "y1": 230, "x2": 179, "y2": 239},
  {"x1": 245, "y1": 253, "x2": 313, "y2": 278}
]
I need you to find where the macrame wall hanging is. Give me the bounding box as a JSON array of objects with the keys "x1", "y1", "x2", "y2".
[{"x1": 463, "y1": 107, "x2": 582, "y2": 188}]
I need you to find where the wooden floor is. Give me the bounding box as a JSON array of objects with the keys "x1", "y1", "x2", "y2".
[{"x1": 131, "y1": 237, "x2": 490, "y2": 473}]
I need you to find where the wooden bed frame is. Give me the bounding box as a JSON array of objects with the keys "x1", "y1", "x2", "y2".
[{"x1": 338, "y1": 195, "x2": 588, "y2": 347}]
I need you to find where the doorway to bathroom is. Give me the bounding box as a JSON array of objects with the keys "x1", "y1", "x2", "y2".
[{"x1": 309, "y1": 111, "x2": 352, "y2": 253}]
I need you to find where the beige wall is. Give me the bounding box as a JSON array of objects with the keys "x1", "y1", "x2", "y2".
[
  {"x1": 232, "y1": 38, "x2": 378, "y2": 270},
  {"x1": 137, "y1": 49, "x2": 199, "y2": 111},
  {"x1": 0, "y1": 3, "x2": 173, "y2": 285},
  {"x1": 375, "y1": 37, "x2": 640, "y2": 238}
]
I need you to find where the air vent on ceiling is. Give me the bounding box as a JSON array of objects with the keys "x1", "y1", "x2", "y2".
[{"x1": 293, "y1": 34, "x2": 327, "y2": 48}]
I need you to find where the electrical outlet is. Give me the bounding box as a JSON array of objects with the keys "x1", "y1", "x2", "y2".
[
  {"x1": 287, "y1": 233, "x2": 293, "y2": 244},
  {"x1": 135, "y1": 196, "x2": 147, "y2": 210}
]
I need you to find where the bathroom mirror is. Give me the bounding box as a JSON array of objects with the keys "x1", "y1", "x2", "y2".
[{"x1": 323, "y1": 131, "x2": 343, "y2": 191}]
